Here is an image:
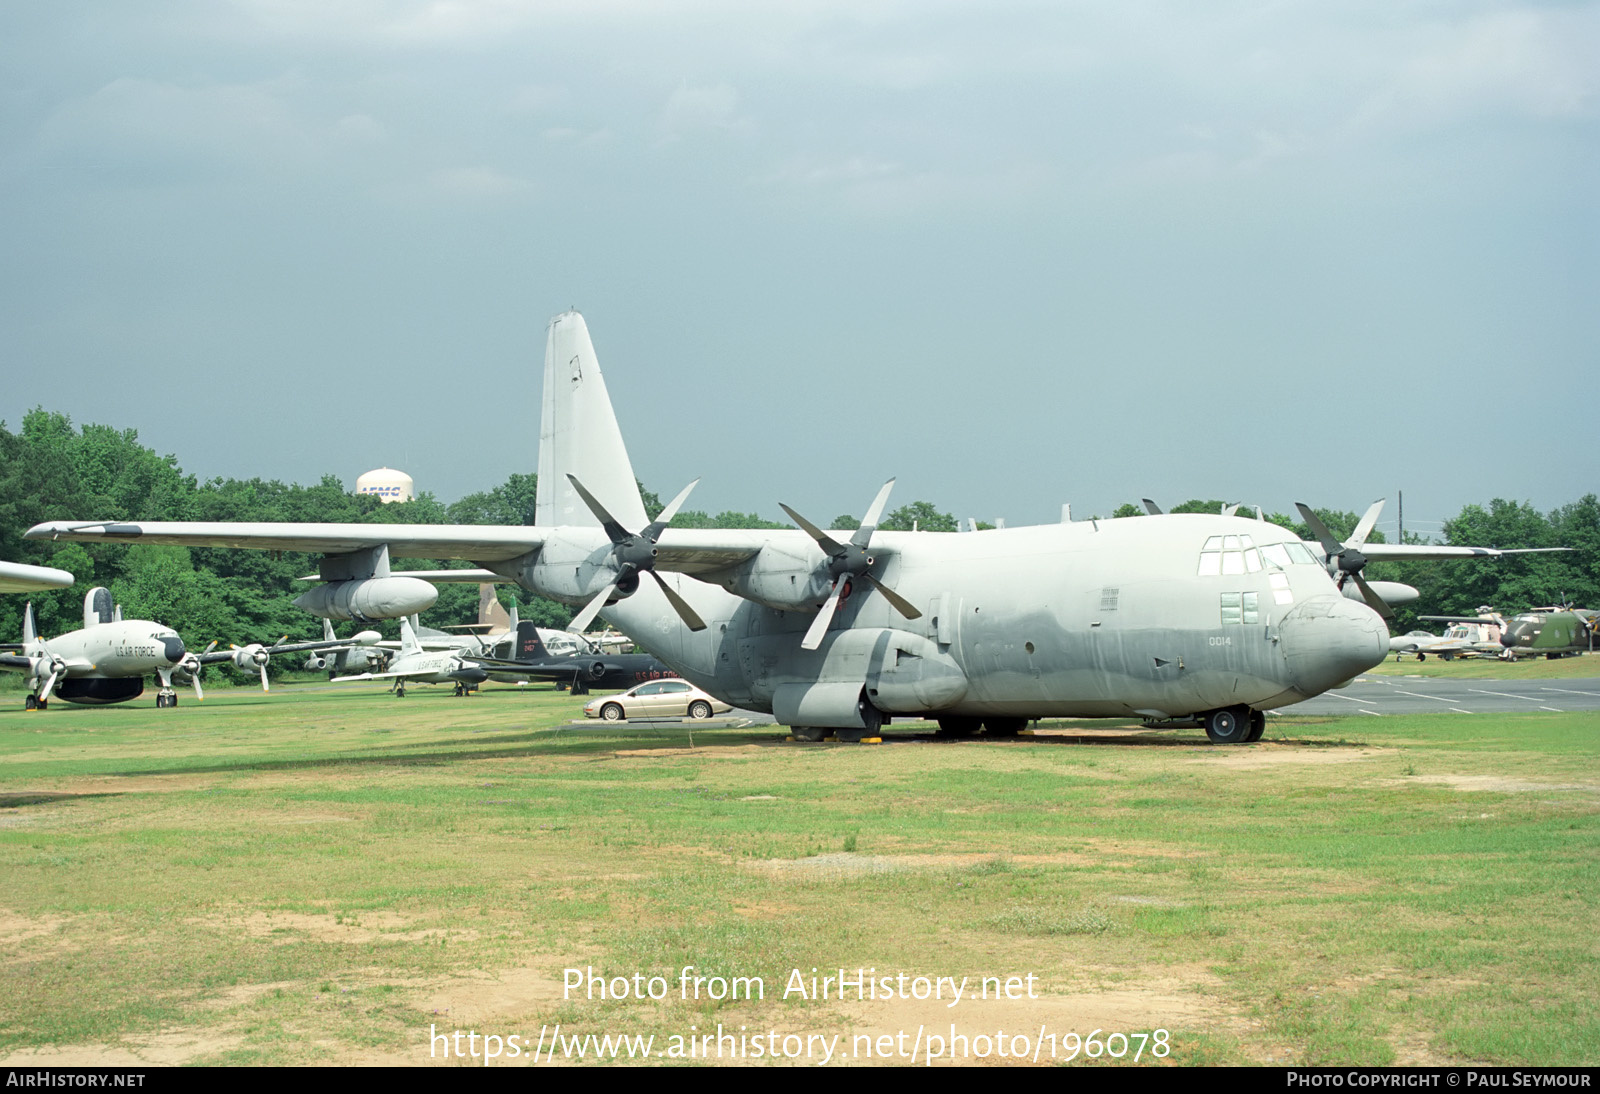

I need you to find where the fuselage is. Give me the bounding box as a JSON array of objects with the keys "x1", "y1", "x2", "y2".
[
  {"x1": 540, "y1": 513, "x2": 1389, "y2": 722},
  {"x1": 25, "y1": 621, "x2": 186, "y2": 705}
]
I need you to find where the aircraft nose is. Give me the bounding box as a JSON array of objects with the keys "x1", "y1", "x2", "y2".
[
  {"x1": 1278, "y1": 595, "x2": 1388, "y2": 697},
  {"x1": 161, "y1": 635, "x2": 186, "y2": 663}
]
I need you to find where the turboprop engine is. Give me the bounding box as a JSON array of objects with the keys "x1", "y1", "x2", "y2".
[{"x1": 292, "y1": 577, "x2": 438, "y2": 623}]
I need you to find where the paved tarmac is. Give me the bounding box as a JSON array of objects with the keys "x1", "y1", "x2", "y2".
[{"x1": 1276, "y1": 675, "x2": 1600, "y2": 716}]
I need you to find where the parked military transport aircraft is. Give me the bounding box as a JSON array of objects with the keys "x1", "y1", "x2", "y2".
[
  {"x1": 0, "y1": 588, "x2": 381, "y2": 708},
  {"x1": 0, "y1": 560, "x2": 73, "y2": 593},
  {"x1": 25, "y1": 311, "x2": 1554, "y2": 743}
]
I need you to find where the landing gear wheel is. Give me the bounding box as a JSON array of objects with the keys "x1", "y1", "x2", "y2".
[
  {"x1": 688, "y1": 700, "x2": 713, "y2": 720},
  {"x1": 791, "y1": 726, "x2": 827, "y2": 742},
  {"x1": 984, "y1": 717, "x2": 1027, "y2": 737},
  {"x1": 600, "y1": 703, "x2": 624, "y2": 722},
  {"x1": 835, "y1": 728, "x2": 865, "y2": 744},
  {"x1": 1246, "y1": 710, "x2": 1266, "y2": 743},
  {"x1": 395, "y1": 684, "x2": 406, "y2": 698},
  {"x1": 572, "y1": 679, "x2": 589, "y2": 696},
  {"x1": 24, "y1": 695, "x2": 37, "y2": 711},
  {"x1": 1203, "y1": 705, "x2": 1250, "y2": 744},
  {"x1": 935, "y1": 716, "x2": 980, "y2": 738}
]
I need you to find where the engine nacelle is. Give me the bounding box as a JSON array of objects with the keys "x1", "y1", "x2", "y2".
[
  {"x1": 293, "y1": 577, "x2": 438, "y2": 622},
  {"x1": 705, "y1": 544, "x2": 833, "y2": 613}
]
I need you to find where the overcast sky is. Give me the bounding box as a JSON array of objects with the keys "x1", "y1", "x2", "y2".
[{"x1": 2, "y1": 1, "x2": 1594, "y2": 537}]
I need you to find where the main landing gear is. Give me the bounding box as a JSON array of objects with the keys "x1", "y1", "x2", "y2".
[
  {"x1": 155, "y1": 690, "x2": 179, "y2": 709},
  {"x1": 24, "y1": 695, "x2": 47, "y2": 711},
  {"x1": 1201, "y1": 705, "x2": 1264, "y2": 744}
]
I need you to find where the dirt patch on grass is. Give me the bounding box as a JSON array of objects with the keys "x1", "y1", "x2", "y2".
[
  {"x1": 1193, "y1": 746, "x2": 1394, "y2": 770},
  {"x1": 1399, "y1": 774, "x2": 1599, "y2": 795},
  {"x1": 200, "y1": 910, "x2": 480, "y2": 945},
  {"x1": 0, "y1": 908, "x2": 68, "y2": 946},
  {"x1": 751, "y1": 851, "x2": 1101, "y2": 877},
  {"x1": 0, "y1": 1029, "x2": 244, "y2": 1067},
  {"x1": 416, "y1": 961, "x2": 573, "y2": 1024}
]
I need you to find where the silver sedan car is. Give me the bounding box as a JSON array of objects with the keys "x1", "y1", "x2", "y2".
[{"x1": 583, "y1": 679, "x2": 732, "y2": 721}]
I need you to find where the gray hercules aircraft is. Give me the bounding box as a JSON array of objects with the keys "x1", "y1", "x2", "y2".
[
  {"x1": 0, "y1": 588, "x2": 382, "y2": 708},
  {"x1": 24, "y1": 311, "x2": 1543, "y2": 743}
]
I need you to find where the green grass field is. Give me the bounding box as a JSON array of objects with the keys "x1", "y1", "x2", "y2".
[{"x1": 1, "y1": 677, "x2": 1595, "y2": 1067}]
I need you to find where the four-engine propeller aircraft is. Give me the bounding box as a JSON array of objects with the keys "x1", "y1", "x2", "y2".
[
  {"x1": 0, "y1": 588, "x2": 385, "y2": 708},
  {"x1": 25, "y1": 311, "x2": 1563, "y2": 743}
]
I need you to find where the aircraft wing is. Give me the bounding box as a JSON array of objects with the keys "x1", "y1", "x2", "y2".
[
  {"x1": 649, "y1": 529, "x2": 794, "y2": 575},
  {"x1": 0, "y1": 560, "x2": 74, "y2": 593},
  {"x1": 194, "y1": 635, "x2": 374, "y2": 664},
  {"x1": 25, "y1": 522, "x2": 548, "y2": 562},
  {"x1": 1357, "y1": 545, "x2": 1570, "y2": 562}
]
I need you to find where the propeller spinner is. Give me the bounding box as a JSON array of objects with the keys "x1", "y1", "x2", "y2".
[
  {"x1": 563, "y1": 475, "x2": 708, "y2": 635},
  {"x1": 780, "y1": 479, "x2": 923, "y2": 651},
  {"x1": 1295, "y1": 499, "x2": 1394, "y2": 620}
]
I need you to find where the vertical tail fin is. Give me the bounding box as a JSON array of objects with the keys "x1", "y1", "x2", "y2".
[
  {"x1": 514, "y1": 620, "x2": 548, "y2": 663},
  {"x1": 478, "y1": 584, "x2": 511, "y2": 633},
  {"x1": 84, "y1": 587, "x2": 114, "y2": 629},
  {"x1": 536, "y1": 311, "x2": 648, "y2": 530},
  {"x1": 399, "y1": 617, "x2": 421, "y2": 656},
  {"x1": 23, "y1": 603, "x2": 36, "y2": 645},
  {"x1": 323, "y1": 618, "x2": 336, "y2": 642}
]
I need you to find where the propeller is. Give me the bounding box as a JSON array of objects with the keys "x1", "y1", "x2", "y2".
[
  {"x1": 779, "y1": 479, "x2": 923, "y2": 651},
  {"x1": 563, "y1": 475, "x2": 708, "y2": 635},
  {"x1": 178, "y1": 652, "x2": 205, "y2": 700},
  {"x1": 34, "y1": 649, "x2": 67, "y2": 705},
  {"x1": 1295, "y1": 499, "x2": 1393, "y2": 620},
  {"x1": 231, "y1": 643, "x2": 271, "y2": 691}
]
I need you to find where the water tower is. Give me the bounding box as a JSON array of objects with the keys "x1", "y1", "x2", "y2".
[{"x1": 356, "y1": 467, "x2": 414, "y2": 504}]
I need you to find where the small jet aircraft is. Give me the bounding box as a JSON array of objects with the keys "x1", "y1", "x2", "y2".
[
  {"x1": 468, "y1": 620, "x2": 679, "y2": 694},
  {"x1": 1388, "y1": 630, "x2": 1477, "y2": 661},
  {"x1": 0, "y1": 588, "x2": 385, "y2": 708},
  {"x1": 0, "y1": 559, "x2": 74, "y2": 593},
  {"x1": 331, "y1": 616, "x2": 489, "y2": 697},
  {"x1": 302, "y1": 619, "x2": 390, "y2": 676},
  {"x1": 26, "y1": 312, "x2": 1562, "y2": 743}
]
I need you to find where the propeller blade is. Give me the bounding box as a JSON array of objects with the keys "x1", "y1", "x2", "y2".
[
  {"x1": 259, "y1": 665, "x2": 270, "y2": 692},
  {"x1": 1351, "y1": 573, "x2": 1395, "y2": 620},
  {"x1": 862, "y1": 572, "x2": 923, "y2": 620},
  {"x1": 565, "y1": 475, "x2": 630, "y2": 543},
  {"x1": 1350, "y1": 499, "x2": 1385, "y2": 548},
  {"x1": 566, "y1": 582, "x2": 618, "y2": 635},
  {"x1": 778, "y1": 503, "x2": 846, "y2": 558},
  {"x1": 645, "y1": 570, "x2": 707, "y2": 631},
  {"x1": 192, "y1": 673, "x2": 204, "y2": 702},
  {"x1": 802, "y1": 580, "x2": 846, "y2": 650},
  {"x1": 853, "y1": 479, "x2": 897, "y2": 548},
  {"x1": 1294, "y1": 503, "x2": 1345, "y2": 560},
  {"x1": 646, "y1": 478, "x2": 701, "y2": 536},
  {"x1": 39, "y1": 671, "x2": 59, "y2": 704}
]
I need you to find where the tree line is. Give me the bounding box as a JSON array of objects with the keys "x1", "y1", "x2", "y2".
[{"x1": 2, "y1": 411, "x2": 1594, "y2": 665}]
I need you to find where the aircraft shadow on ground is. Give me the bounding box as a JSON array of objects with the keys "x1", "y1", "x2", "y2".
[{"x1": 0, "y1": 790, "x2": 125, "y2": 809}]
